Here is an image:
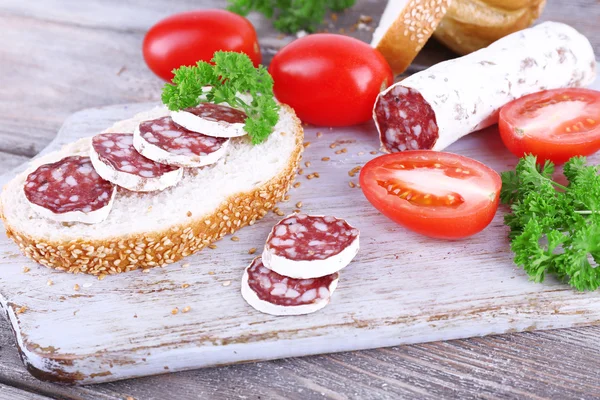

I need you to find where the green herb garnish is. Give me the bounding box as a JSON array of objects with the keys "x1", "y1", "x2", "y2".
[
  {"x1": 227, "y1": 0, "x2": 356, "y2": 33},
  {"x1": 501, "y1": 155, "x2": 600, "y2": 291},
  {"x1": 162, "y1": 51, "x2": 279, "y2": 145}
]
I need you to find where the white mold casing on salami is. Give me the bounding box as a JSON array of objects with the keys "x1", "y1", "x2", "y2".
[
  {"x1": 261, "y1": 214, "x2": 360, "y2": 279},
  {"x1": 241, "y1": 257, "x2": 339, "y2": 316},
  {"x1": 170, "y1": 103, "x2": 248, "y2": 138},
  {"x1": 90, "y1": 133, "x2": 183, "y2": 192},
  {"x1": 23, "y1": 156, "x2": 117, "y2": 224},
  {"x1": 373, "y1": 21, "x2": 597, "y2": 153},
  {"x1": 133, "y1": 116, "x2": 230, "y2": 168}
]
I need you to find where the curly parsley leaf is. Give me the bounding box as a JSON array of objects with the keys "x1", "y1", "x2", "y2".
[
  {"x1": 227, "y1": 0, "x2": 356, "y2": 33},
  {"x1": 161, "y1": 51, "x2": 279, "y2": 145},
  {"x1": 501, "y1": 155, "x2": 600, "y2": 291}
]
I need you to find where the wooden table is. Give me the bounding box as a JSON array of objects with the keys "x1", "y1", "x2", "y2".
[{"x1": 0, "y1": 0, "x2": 599, "y2": 398}]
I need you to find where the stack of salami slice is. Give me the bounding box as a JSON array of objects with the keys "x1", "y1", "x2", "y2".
[
  {"x1": 24, "y1": 103, "x2": 246, "y2": 223},
  {"x1": 241, "y1": 214, "x2": 360, "y2": 316}
]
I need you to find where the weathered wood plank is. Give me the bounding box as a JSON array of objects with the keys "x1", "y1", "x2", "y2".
[
  {"x1": 0, "y1": 152, "x2": 28, "y2": 172},
  {"x1": 0, "y1": 384, "x2": 52, "y2": 400}
]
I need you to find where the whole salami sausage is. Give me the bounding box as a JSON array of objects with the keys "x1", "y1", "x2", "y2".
[
  {"x1": 374, "y1": 22, "x2": 597, "y2": 153},
  {"x1": 90, "y1": 133, "x2": 183, "y2": 192},
  {"x1": 171, "y1": 103, "x2": 247, "y2": 138},
  {"x1": 262, "y1": 214, "x2": 360, "y2": 279},
  {"x1": 133, "y1": 116, "x2": 229, "y2": 168},
  {"x1": 241, "y1": 257, "x2": 339, "y2": 316},
  {"x1": 23, "y1": 156, "x2": 116, "y2": 224}
]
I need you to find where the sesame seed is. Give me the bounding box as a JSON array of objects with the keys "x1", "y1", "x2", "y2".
[
  {"x1": 370, "y1": 150, "x2": 378, "y2": 155},
  {"x1": 349, "y1": 181, "x2": 356, "y2": 188},
  {"x1": 182, "y1": 306, "x2": 191, "y2": 313},
  {"x1": 186, "y1": 211, "x2": 192, "y2": 217},
  {"x1": 313, "y1": 172, "x2": 320, "y2": 178},
  {"x1": 293, "y1": 209, "x2": 301, "y2": 213},
  {"x1": 126, "y1": 397, "x2": 135, "y2": 400},
  {"x1": 16, "y1": 306, "x2": 27, "y2": 315},
  {"x1": 275, "y1": 210, "x2": 285, "y2": 216},
  {"x1": 330, "y1": 143, "x2": 338, "y2": 149},
  {"x1": 74, "y1": 284, "x2": 80, "y2": 291},
  {"x1": 298, "y1": 168, "x2": 304, "y2": 175},
  {"x1": 171, "y1": 308, "x2": 179, "y2": 315},
  {"x1": 147, "y1": 206, "x2": 152, "y2": 212},
  {"x1": 348, "y1": 166, "x2": 362, "y2": 177},
  {"x1": 22, "y1": 266, "x2": 30, "y2": 273},
  {"x1": 316, "y1": 132, "x2": 323, "y2": 138},
  {"x1": 307, "y1": 174, "x2": 315, "y2": 180},
  {"x1": 208, "y1": 271, "x2": 215, "y2": 275},
  {"x1": 305, "y1": 161, "x2": 311, "y2": 168},
  {"x1": 182, "y1": 283, "x2": 190, "y2": 289},
  {"x1": 296, "y1": 201, "x2": 303, "y2": 208},
  {"x1": 142, "y1": 269, "x2": 150, "y2": 273},
  {"x1": 222, "y1": 281, "x2": 232, "y2": 287},
  {"x1": 358, "y1": 151, "x2": 365, "y2": 156},
  {"x1": 47, "y1": 280, "x2": 53, "y2": 286},
  {"x1": 248, "y1": 248, "x2": 257, "y2": 255},
  {"x1": 303, "y1": 142, "x2": 311, "y2": 148},
  {"x1": 321, "y1": 157, "x2": 330, "y2": 162},
  {"x1": 283, "y1": 194, "x2": 291, "y2": 201},
  {"x1": 231, "y1": 236, "x2": 240, "y2": 242},
  {"x1": 208, "y1": 244, "x2": 217, "y2": 249},
  {"x1": 294, "y1": 182, "x2": 301, "y2": 188},
  {"x1": 335, "y1": 148, "x2": 348, "y2": 154}
]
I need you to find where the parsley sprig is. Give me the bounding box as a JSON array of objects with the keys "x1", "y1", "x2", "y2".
[
  {"x1": 227, "y1": 0, "x2": 356, "y2": 33},
  {"x1": 161, "y1": 51, "x2": 279, "y2": 145},
  {"x1": 501, "y1": 155, "x2": 600, "y2": 291}
]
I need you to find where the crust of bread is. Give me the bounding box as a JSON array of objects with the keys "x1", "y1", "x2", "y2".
[
  {"x1": 433, "y1": 0, "x2": 546, "y2": 55},
  {"x1": 373, "y1": 0, "x2": 450, "y2": 75},
  {"x1": 0, "y1": 105, "x2": 303, "y2": 276}
]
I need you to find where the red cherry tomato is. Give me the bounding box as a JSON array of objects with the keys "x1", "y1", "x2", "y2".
[
  {"x1": 268, "y1": 34, "x2": 394, "y2": 127},
  {"x1": 359, "y1": 151, "x2": 501, "y2": 240},
  {"x1": 499, "y1": 88, "x2": 600, "y2": 164},
  {"x1": 143, "y1": 9, "x2": 261, "y2": 81}
]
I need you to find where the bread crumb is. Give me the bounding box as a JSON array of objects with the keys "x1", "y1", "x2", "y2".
[
  {"x1": 338, "y1": 27, "x2": 346, "y2": 34},
  {"x1": 358, "y1": 151, "x2": 365, "y2": 156},
  {"x1": 316, "y1": 132, "x2": 323, "y2": 138},
  {"x1": 208, "y1": 271, "x2": 215, "y2": 275},
  {"x1": 186, "y1": 211, "x2": 192, "y2": 217},
  {"x1": 331, "y1": 13, "x2": 338, "y2": 22},
  {"x1": 182, "y1": 306, "x2": 191, "y2": 313},
  {"x1": 349, "y1": 181, "x2": 356, "y2": 188},
  {"x1": 222, "y1": 281, "x2": 232, "y2": 287},
  {"x1": 22, "y1": 266, "x2": 30, "y2": 273},
  {"x1": 16, "y1": 306, "x2": 27, "y2": 315},
  {"x1": 305, "y1": 161, "x2": 311, "y2": 168},
  {"x1": 182, "y1": 263, "x2": 190, "y2": 268},
  {"x1": 231, "y1": 236, "x2": 240, "y2": 242},
  {"x1": 359, "y1": 15, "x2": 373, "y2": 24},
  {"x1": 370, "y1": 150, "x2": 378, "y2": 155},
  {"x1": 296, "y1": 201, "x2": 303, "y2": 208},
  {"x1": 248, "y1": 248, "x2": 257, "y2": 255},
  {"x1": 171, "y1": 307, "x2": 179, "y2": 315},
  {"x1": 298, "y1": 168, "x2": 304, "y2": 175},
  {"x1": 74, "y1": 284, "x2": 80, "y2": 291},
  {"x1": 147, "y1": 206, "x2": 152, "y2": 212},
  {"x1": 293, "y1": 182, "x2": 301, "y2": 188},
  {"x1": 126, "y1": 397, "x2": 136, "y2": 400},
  {"x1": 182, "y1": 283, "x2": 190, "y2": 289},
  {"x1": 277, "y1": 33, "x2": 285, "y2": 40},
  {"x1": 208, "y1": 244, "x2": 217, "y2": 249},
  {"x1": 47, "y1": 279, "x2": 53, "y2": 286},
  {"x1": 321, "y1": 157, "x2": 330, "y2": 162}
]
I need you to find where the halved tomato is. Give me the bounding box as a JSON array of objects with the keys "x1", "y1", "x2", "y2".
[
  {"x1": 499, "y1": 88, "x2": 600, "y2": 164},
  {"x1": 359, "y1": 151, "x2": 501, "y2": 239}
]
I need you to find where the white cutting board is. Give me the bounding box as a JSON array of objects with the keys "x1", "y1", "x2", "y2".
[{"x1": 1, "y1": 77, "x2": 599, "y2": 384}]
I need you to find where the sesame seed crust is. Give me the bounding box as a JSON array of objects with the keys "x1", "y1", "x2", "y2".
[
  {"x1": 0, "y1": 106, "x2": 304, "y2": 276},
  {"x1": 375, "y1": 0, "x2": 450, "y2": 74}
]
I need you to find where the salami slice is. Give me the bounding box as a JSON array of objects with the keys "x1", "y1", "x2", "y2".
[
  {"x1": 241, "y1": 257, "x2": 339, "y2": 316},
  {"x1": 262, "y1": 214, "x2": 360, "y2": 279},
  {"x1": 171, "y1": 103, "x2": 247, "y2": 138},
  {"x1": 23, "y1": 156, "x2": 116, "y2": 224},
  {"x1": 90, "y1": 133, "x2": 182, "y2": 192},
  {"x1": 374, "y1": 22, "x2": 597, "y2": 153},
  {"x1": 133, "y1": 116, "x2": 229, "y2": 168}
]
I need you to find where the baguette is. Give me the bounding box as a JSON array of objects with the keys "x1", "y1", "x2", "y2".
[{"x1": 0, "y1": 105, "x2": 303, "y2": 275}]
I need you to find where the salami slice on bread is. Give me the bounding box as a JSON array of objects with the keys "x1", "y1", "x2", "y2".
[{"x1": 0, "y1": 105, "x2": 303, "y2": 275}]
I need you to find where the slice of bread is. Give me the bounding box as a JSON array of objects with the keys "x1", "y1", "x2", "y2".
[
  {"x1": 371, "y1": 0, "x2": 450, "y2": 75},
  {"x1": 0, "y1": 105, "x2": 303, "y2": 275}
]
